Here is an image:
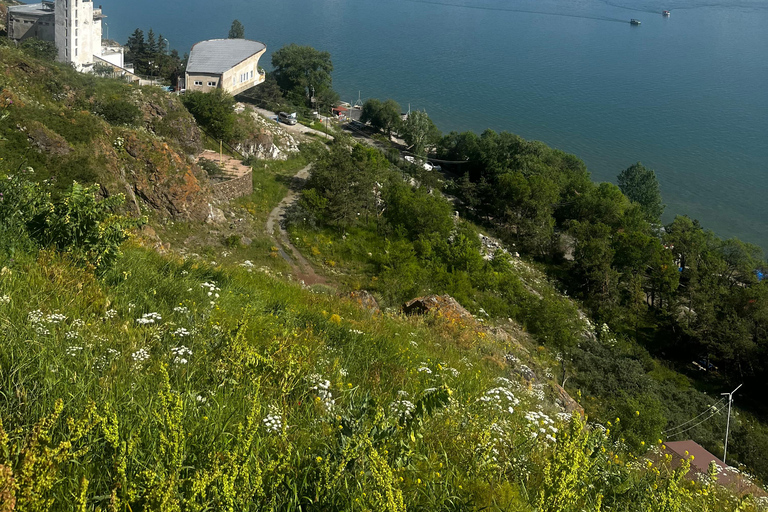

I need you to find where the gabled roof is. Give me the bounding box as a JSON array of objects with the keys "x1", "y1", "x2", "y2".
[{"x1": 186, "y1": 39, "x2": 266, "y2": 76}]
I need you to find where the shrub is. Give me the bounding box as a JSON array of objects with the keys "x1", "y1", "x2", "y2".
[
  {"x1": 181, "y1": 89, "x2": 236, "y2": 142},
  {"x1": 19, "y1": 38, "x2": 58, "y2": 61},
  {"x1": 94, "y1": 98, "x2": 141, "y2": 126}
]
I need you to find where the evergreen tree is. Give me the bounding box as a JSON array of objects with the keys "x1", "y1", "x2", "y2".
[
  {"x1": 229, "y1": 19, "x2": 245, "y2": 39},
  {"x1": 617, "y1": 162, "x2": 665, "y2": 223}
]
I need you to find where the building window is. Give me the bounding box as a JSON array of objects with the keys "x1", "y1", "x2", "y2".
[
  {"x1": 75, "y1": 48, "x2": 78, "y2": 56},
  {"x1": 207, "y1": 81, "x2": 216, "y2": 87},
  {"x1": 75, "y1": 20, "x2": 78, "y2": 27},
  {"x1": 75, "y1": 29, "x2": 78, "y2": 37},
  {"x1": 250, "y1": 70, "x2": 254, "y2": 78},
  {"x1": 194, "y1": 81, "x2": 203, "y2": 86}
]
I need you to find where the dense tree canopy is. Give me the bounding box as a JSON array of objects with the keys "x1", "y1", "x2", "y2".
[
  {"x1": 125, "y1": 27, "x2": 185, "y2": 84},
  {"x1": 271, "y1": 44, "x2": 336, "y2": 109},
  {"x1": 360, "y1": 98, "x2": 401, "y2": 137},
  {"x1": 401, "y1": 110, "x2": 440, "y2": 157}
]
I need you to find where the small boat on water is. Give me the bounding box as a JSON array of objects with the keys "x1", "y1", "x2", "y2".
[
  {"x1": 630, "y1": 18, "x2": 641, "y2": 25},
  {"x1": 663, "y1": 10, "x2": 671, "y2": 16}
]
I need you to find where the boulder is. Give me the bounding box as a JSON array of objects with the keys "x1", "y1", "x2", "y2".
[
  {"x1": 348, "y1": 290, "x2": 380, "y2": 313},
  {"x1": 206, "y1": 204, "x2": 226, "y2": 224},
  {"x1": 402, "y1": 294, "x2": 474, "y2": 323},
  {"x1": 554, "y1": 383, "x2": 585, "y2": 418}
]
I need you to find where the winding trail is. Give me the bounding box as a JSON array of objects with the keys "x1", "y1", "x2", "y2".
[{"x1": 266, "y1": 164, "x2": 329, "y2": 286}]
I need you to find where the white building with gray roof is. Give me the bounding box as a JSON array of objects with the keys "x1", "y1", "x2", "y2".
[
  {"x1": 6, "y1": 0, "x2": 106, "y2": 71},
  {"x1": 184, "y1": 38, "x2": 266, "y2": 96}
]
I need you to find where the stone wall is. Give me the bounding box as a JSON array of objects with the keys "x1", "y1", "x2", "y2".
[{"x1": 212, "y1": 171, "x2": 253, "y2": 201}]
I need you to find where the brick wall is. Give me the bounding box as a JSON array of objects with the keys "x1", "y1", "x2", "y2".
[{"x1": 212, "y1": 171, "x2": 253, "y2": 201}]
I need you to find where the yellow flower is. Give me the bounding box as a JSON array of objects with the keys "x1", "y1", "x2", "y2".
[
  {"x1": 316, "y1": 456, "x2": 323, "y2": 463},
  {"x1": 417, "y1": 479, "x2": 422, "y2": 485},
  {"x1": 635, "y1": 410, "x2": 640, "y2": 416},
  {"x1": 329, "y1": 314, "x2": 341, "y2": 324}
]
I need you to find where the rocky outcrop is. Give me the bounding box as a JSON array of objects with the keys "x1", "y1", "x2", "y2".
[
  {"x1": 139, "y1": 91, "x2": 204, "y2": 155},
  {"x1": 402, "y1": 294, "x2": 475, "y2": 323},
  {"x1": 348, "y1": 290, "x2": 380, "y2": 313},
  {"x1": 25, "y1": 120, "x2": 71, "y2": 156},
  {"x1": 123, "y1": 134, "x2": 210, "y2": 221},
  {"x1": 554, "y1": 384, "x2": 585, "y2": 417}
]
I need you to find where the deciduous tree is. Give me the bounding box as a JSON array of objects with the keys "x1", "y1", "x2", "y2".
[
  {"x1": 228, "y1": 19, "x2": 245, "y2": 39},
  {"x1": 617, "y1": 162, "x2": 665, "y2": 222}
]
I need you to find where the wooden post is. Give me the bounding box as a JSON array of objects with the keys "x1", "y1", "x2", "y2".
[{"x1": 220, "y1": 140, "x2": 223, "y2": 164}]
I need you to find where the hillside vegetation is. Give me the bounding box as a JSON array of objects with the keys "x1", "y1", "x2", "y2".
[{"x1": 0, "y1": 43, "x2": 767, "y2": 511}]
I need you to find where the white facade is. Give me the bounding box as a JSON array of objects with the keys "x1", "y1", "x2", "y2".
[
  {"x1": 100, "y1": 45, "x2": 125, "y2": 68},
  {"x1": 52, "y1": 0, "x2": 102, "y2": 70}
]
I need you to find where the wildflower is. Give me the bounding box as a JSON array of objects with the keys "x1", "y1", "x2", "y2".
[
  {"x1": 132, "y1": 348, "x2": 150, "y2": 362},
  {"x1": 65, "y1": 331, "x2": 79, "y2": 340},
  {"x1": 329, "y1": 314, "x2": 341, "y2": 324},
  {"x1": 171, "y1": 345, "x2": 192, "y2": 364},
  {"x1": 263, "y1": 414, "x2": 282, "y2": 433},
  {"x1": 0, "y1": 295, "x2": 10, "y2": 305},
  {"x1": 316, "y1": 456, "x2": 323, "y2": 463},
  {"x1": 172, "y1": 328, "x2": 191, "y2": 337},
  {"x1": 65, "y1": 345, "x2": 83, "y2": 356},
  {"x1": 71, "y1": 318, "x2": 86, "y2": 329},
  {"x1": 136, "y1": 312, "x2": 162, "y2": 325},
  {"x1": 173, "y1": 306, "x2": 189, "y2": 314},
  {"x1": 196, "y1": 394, "x2": 207, "y2": 404}
]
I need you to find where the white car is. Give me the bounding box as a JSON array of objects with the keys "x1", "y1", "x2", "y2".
[
  {"x1": 423, "y1": 162, "x2": 434, "y2": 171},
  {"x1": 404, "y1": 155, "x2": 416, "y2": 164}
]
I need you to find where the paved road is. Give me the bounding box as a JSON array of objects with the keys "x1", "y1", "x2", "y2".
[{"x1": 250, "y1": 106, "x2": 334, "y2": 141}]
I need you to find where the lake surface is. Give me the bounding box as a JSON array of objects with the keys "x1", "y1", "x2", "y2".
[{"x1": 103, "y1": 0, "x2": 768, "y2": 249}]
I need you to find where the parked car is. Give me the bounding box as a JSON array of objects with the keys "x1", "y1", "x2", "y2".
[
  {"x1": 404, "y1": 155, "x2": 416, "y2": 164},
  {"x1": 429, "y1": 162, "x2": 442, "y2": 172},
  {"x1": 278, "y1": 112, "x2": 297, "y2": 125},
  {"x1": 423, "y1": 162, "x2": 434, "y2": 171}
]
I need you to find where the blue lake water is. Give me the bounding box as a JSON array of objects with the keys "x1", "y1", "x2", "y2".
[{"x1": 103, "y1": 0, "x2": 768, "y2": 249}]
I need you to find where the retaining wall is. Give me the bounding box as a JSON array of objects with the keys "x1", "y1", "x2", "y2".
[{"x1": 212, "y1": 171, "x2": 253, "y2": 201}]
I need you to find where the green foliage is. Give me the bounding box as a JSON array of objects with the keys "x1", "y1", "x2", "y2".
[
  {"x1": 0, "y1": 171, "x2": 141, "y2": 272},
  {"x1": 617, "y1": 162, "x2": 665, "y2": 222},
  {"x1": 271, "y1": 44, "x2": 336, "y2": 109},
  {"x1": 228, "y1": 19, "x2": 245, "y2": 39},
  {"x1": 19, "y1": 37, "x2": 57, "y2": 61},
  {"x1": 360, "y1": 98, "x2": 401, "y2": 137},
  {"x1": 125, "y1": 27, "x2": 185, "y2": 83},
  {"x1": 181, "y1": 89, "x2": 236, "y2": 142},
  {"x1": 401, "y1": 110, "x2": 440, "y2": 157},
  {"x1": 94, "y1": 97, "x2": 141, "y2": 126}
]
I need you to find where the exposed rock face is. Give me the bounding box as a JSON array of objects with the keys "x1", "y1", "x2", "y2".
[
  {"x1": 25, "y1": 120, "x2": 71, "y2": 156},
  {"x1": 348, "y1": 290, "x2": 380, "y2": 313},
  {"x1": 206, "y1": 204, "x2": 226, "y2": 224},
  {"x1": 138, "y1": 92, "x2": 204, "y2": 155},
  {"x1": 123, "y1": 134, "x2": 210, "y2": 221},
  {"x1": 402, "y1": 294, "x2": 475, "y2": 323},
  {"x1": 554, "y1": 383, "x2": 585, "y2": 417}
]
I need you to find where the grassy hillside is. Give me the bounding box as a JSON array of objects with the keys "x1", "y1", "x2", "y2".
[{"x1": 0, "y1": 43, "x2": 767, "y2": 511}]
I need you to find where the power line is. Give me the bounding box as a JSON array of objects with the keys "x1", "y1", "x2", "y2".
[
  {"x1": 665, "y1": 403, "x2": 728, "y2": 439},
  {"x1": 662, "y1": 398, "x2": 726, "y2": 435}
]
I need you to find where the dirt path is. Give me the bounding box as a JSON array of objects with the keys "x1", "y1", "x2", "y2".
[{"x1": 266, "y1": 164, "x2": 329, "y2": 287}]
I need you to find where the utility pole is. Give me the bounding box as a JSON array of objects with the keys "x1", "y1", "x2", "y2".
[{"x1": 721, "y1": 383, "x2": 742, "y2": 464}]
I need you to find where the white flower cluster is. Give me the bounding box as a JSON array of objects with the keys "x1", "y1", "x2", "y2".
[
  {"x1": 390, "y1": 399, "x2": 415, "y2": 417},
  {"x1": 349, "y1": 329, "x2": 364, "y2": 335},
  {"x1": 132, "y1": 348, "x2": 150, "y2": 362},
  {"x1": 440, "y1": 365, "x2": 460, "y2": 378},
  {"x1": 201, "y1": 282, "x2": 220, "y2": 306},
  {"x1": 103, "y1": 309, "x2": 118, "y2": 319},
  {"x1": 173, "y1": 306, "x2": 189, "y2": 314},
  {"x1": 195, "y1": 394, "x2": 207, "y2": 405},
  {"x1": 65, "y1": 345, "x2": 83, "y2": 356},
  {"x1": 240, "y1": 260, "x2": 255, "y2": 271},
  {"x1": 504, "y1": 353, "x2": 518, "y2": 364},
  {"x1": 28, "y1": 310, "x2": 67, "y2": 335},
  {"x1": 172, "y1": 328, "x2": 191, "y2": 337},
  {"x1": 479, "y1": 384, "x2": 520, "y2": 414},
  {"x1": 525, "y1": 410, "x2": 558, "y2": 443},
  {"x1": 65, "y1": 330, "x2": 79, "y2": 340},
  {"x1": 263, "y1": 413, "x2": 283, "y2": 433},
  {"x1": 417, "y1": 362, "x2": 434, "y2": 374},
  {"x1": 71, "y1": 318, "x2": 86, "y2": 329},
  {"x1": 93, "y1": 348, "x2": 120, "y2": 371},
  {"x1": 136, "y1": 312, "x2": 162, "y2": 325},
  {"x1": 339, "y1": 368, "x2": 348, "y2": 377},
  {"x1": 171, "y1": 345, "x2": 192, "y2": 364},
  {"x1": 308, "y1": 374, "x2": 335, "y2": 409},
  {"x1": 0, "y1": 295, "x2": 10, "y2": 305}
]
